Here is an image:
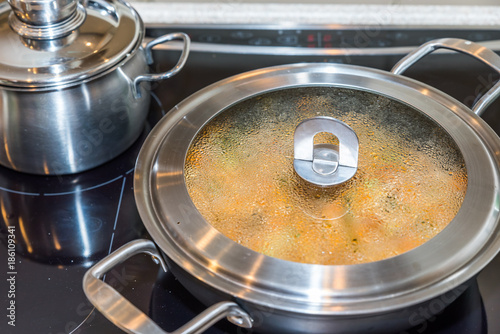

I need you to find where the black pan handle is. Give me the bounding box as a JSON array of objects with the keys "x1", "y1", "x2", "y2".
[
  {"x1": 83, "y1": 239, "x2": 252, "y2": 334},
  {"x1": 391, "y1": 38, "x2": 500, "y2": 116}
]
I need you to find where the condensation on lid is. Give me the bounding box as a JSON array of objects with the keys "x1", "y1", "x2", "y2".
[{"x1": 184, "y1": 86, "x2": 468, "y2": 265}]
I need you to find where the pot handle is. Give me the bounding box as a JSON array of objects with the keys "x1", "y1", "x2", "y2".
[
  {"x1": 133, "y1": 32, "x2": 191, "y2": 99},
  {"x1": 391, "y1": 38, "x2": 500, "y2": 116},
  {"x1": 83, "y1": 239, "x2": 253, "y2": 334}
]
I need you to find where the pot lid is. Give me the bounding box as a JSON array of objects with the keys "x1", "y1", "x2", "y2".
[
  {"x1": 135, "y1": 63, "x2": 500, "y2": 315},
  {"x1": 183, "y1": 85, "x2": 468, "y2": 266},
  {"x1": 0, "y1": 0, "x2": 142, "y2": 88}
]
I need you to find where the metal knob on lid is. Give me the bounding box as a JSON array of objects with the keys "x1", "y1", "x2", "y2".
[
  {"x1": 7, "y1": 0, "x2": 86, "y2": 40},
  {"x1": 293, "y1": 116, "x2": 359, "y2": 187}
]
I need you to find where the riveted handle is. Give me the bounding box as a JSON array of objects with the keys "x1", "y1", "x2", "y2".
[
  {"x1": 391, "y1": 38, "x2": 500, "y2": 116},
  {"x1": 293, "y1": 116, "x2": 359, "y2": 187},
  {"x1": 83, "y1": 239, "x2": 252, "y2": 334}
]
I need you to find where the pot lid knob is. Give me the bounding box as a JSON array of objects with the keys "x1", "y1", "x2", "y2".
[
  {"x1": 293, "y1": 116, "x2": 359, "y2": 187},
  {"x1": 7, "y1": 0, "x2": 86, "y2": 40}
]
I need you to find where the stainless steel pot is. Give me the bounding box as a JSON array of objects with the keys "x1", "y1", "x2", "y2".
[
  {"x1": 83, "y1": 39, "x2": 500, "y2": 333},
  {"x1": 0, "y1": 0, "x2": 190, "y2": 175}
]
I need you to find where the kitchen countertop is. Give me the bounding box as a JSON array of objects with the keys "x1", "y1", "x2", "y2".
[{"x1": 130, "y1": 2, "x2": 500, "y2": 26}]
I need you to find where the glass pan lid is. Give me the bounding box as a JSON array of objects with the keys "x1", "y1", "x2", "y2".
[{"x1": 184, "y1": 86, "x2": 468, "y2": 265}]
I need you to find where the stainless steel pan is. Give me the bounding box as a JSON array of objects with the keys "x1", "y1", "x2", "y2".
[{"x1": 84, "y1": 38, "x2": 500, "y2": 334}]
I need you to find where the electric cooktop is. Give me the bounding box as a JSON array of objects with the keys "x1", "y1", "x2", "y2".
[{"x1": 1, "y1": 24, "x2": 500, "y2": 334}]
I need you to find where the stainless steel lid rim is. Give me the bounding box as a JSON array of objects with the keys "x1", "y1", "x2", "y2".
[
  {"x1": 135, "y1": 63, "x2": 500, "y2": 315},
  {"x1": 0, "y1": 43, "x2": 146, "y2": 91},
  {"x1": 147, "y1": 218, "x2": 486, "y2": 316},
  {"x1": 0, "y1": 44, "x2": 144, "y2": 91}
]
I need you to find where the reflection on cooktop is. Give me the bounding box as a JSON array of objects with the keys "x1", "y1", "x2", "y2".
[{"x1": 0, "y1": 92, "x2": 165, "y2": 334}]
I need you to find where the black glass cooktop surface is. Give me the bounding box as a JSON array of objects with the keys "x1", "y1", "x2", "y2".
[{"x1": 1, "y1": 25, "x2": 500, "y2": 334}]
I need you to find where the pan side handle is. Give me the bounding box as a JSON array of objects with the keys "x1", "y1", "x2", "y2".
[
  {"x1": 391, "y1": 38, "x2": 500, "y2": 116},
  {"x1": 133, "y1": 32, "x2": 191, "y2": 99},
  {"x1": 83, "y1": 239, "x2": 252, "y2": 334}
]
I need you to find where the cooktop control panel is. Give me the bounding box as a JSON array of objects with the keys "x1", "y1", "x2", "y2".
[{"x1": 147, "y1": 26, "x2": 500, "y2": 49}]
